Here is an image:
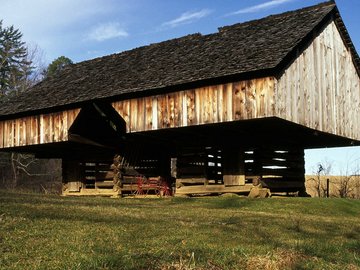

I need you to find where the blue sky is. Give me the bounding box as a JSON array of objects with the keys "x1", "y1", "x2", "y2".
[{"x1": 1, "y1": 0, "x2": 359, "y2": 175}]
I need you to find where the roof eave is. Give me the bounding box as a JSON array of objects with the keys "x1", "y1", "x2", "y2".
[{"x1": 332, "y1": 6, "x2": 360, "y2": 77}]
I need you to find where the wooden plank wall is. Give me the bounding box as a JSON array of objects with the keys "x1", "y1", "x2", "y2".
[
  {"x1": 0, "y1": 108, "x2": 80, "y2": 148},
  {"x1": 245, "y1": 148, "x2": 305, "y2": 191},
  {"x1": 276, "y1": 20, "x2": 360, "y2": 141},
  {"x1": 112, "y1": 77, "x2": 275, "y2": 132},
  {"x1": 2, "y1": 19, "x2": 359, "y2": 150}
]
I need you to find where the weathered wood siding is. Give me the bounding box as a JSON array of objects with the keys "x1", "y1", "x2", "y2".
[
  {"x1": 276, "y1": 20, "x2": 360, "y2": 140},
  {"x1": 112, "y1": 77, "x2": 275, "y2": 132},
  {"x1": 1, "y1": 19, "x2": 359, "y2": 150},
  {"x1": 0, "y1": 109, "x2": 80, "y2": 148}
]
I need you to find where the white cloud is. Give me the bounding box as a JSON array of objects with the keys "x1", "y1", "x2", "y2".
[
  {"x1": 0, "y1": 0, "x2": 132, "y2": 61},
  {"x1": 162, "y1": 9, "x2": 212, "y2": 28},
  {"x1": 87, "y1": 23, "x2": 128, "y2": 42},
  {"x1": 228, "y1": 0, "x2": 295, "y2": 15},
  {"x1": 1, "y1": 0, "x2": 113, "y2": 34}
]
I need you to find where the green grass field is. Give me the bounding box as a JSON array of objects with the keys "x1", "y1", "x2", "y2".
[{"x1": 0, "y1": 190, "x2": 359, "y2": 270}]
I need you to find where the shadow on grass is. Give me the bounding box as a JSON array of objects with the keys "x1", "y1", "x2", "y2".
[
  {"x1": 1, "y1": 190, "x2": 359, "y2": 269},
  {"x1": 205, "y1": 196, "x2": 256, "y2": 209},
  {"x1": 0, "y1": 194, "x2": 169, "y2": 228}
]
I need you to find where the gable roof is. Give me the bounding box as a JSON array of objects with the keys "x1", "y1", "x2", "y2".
[{"x1": 1, "y1": 1, "x2": 358, "y2": 119}]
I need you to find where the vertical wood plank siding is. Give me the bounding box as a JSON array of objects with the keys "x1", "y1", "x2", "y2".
[
  {"x1": 112, "y1": 77, "x2": 276, "y2": 132},
  {"x1": 1, "y1": 19, "x2": 359, "y2": 149},
  {"x1": 276, "y1": 21, "x2": 360, "y2": 140},
  {"x1": 0, "y1": 108, "x2": 80, "y2": 148}
]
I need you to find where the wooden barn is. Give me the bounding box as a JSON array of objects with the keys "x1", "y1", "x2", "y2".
[{"x1": 0, "y1": 1, "x2": 359, "y2": 197}]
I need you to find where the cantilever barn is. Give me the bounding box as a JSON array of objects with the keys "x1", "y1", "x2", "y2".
[{"x1": 0, "y1": 1, "x2": 359, "y2": 197}]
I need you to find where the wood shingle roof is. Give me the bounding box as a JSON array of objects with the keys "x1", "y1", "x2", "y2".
[{"x1": 1, "y1": 1, "x2": 358, "y2": 118}]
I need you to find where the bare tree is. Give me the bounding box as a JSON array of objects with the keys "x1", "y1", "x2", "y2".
[
  {"x1": 307, "y1": 160, "x2": 332, "y2": 197},
  {"x1": 335, "y1": 161, "x2": 360, "y2": 198},
  {"x1": 10, "y1": 153, "x2": 44, "y2": 188},
  {"x1": 22, "y1": 43, "x2": 47, "y2": 88},
  {"x1": 0, "y1": 152, "x2": 62, "y2": 193},
  {"x1": 0, "y1": 153, "x2": 44, "y2": 188},
  {"x1": 0, "y1": 153, "x2": 12, "y2": 186},
  {"x1": 353, "y1": 173, "x2": 360, "y2": 199}
]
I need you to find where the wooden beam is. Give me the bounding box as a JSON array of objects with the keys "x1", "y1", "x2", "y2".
[
  {"x1": 68, "y1": 134, "x2": 112, "y2": 148},
  {"x1": 222, "y1": 147, "x2": 245, "y2": 186},
  {"x1": 175, "y1": 184, "x2": 253, "y2": 195}
]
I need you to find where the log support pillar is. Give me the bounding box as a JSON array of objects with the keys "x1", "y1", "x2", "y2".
[
  {"x1": 251, "y1": 147, "x2": 307, "y2": 194},
  {"x1": 222, "y1": 147, "x2": 245, "y2": 186}
]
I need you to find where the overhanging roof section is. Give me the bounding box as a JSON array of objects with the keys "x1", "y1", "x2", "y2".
[{"x1": 0, "y1": 1, "x2": 358, "y2": 119}]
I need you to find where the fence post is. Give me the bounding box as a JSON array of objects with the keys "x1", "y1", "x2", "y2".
[{"x1": 326, "y1": 178, "x2": 330, "y2": 198}]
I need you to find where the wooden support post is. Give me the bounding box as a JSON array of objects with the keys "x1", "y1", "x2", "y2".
[
  {"x1": 171, "y1": 158, "x2": 177, "y2": 178},
  {"x1": 159, "y1": 152, "x2": 171, "y2": 178},
  {"x1": 252, "y1": 148, "x2": 264, "y2": 178},
  {"x1": 294, "y1": 148, "x2": 306, "y2": 195},
  {"x1": 222, "y1": 147, "x2": 245, "y2": 186},
  {"x1": 62, "y1": 159, "x2": 83, "y2": 194},
  {"x1": 326, "y1": 178, "x2": 330, "y2": 198},
  {"x1": 112, "y1": 154, "x2": 123, "y2": 197}
]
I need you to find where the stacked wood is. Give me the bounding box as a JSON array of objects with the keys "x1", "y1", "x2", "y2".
[
  {"x1": 112, "y1": 155, "x2": 143, "y2": 195},
  {"x1": 111, "y1": 155, "x2": 122, "y2": 194},
  {"x1": 175, "y1": 146, "x2": 257, "y2": 196},
  {"x1": 176, "y1": 147, "x2": 244, "y2": 196},
  {"x1": 175, "y1": 184, "x2": 254, "y2": 196},
  {"x1": 176, "y1": 147, "x2": 222, "y2": 182},
  {"x1": 108, "y1": 153, "x2": 172, "y2": 196},
  {"x1": 244, "y1": 148, "x2": 305, "y2": 193},
  {"x1": 176, "y1": 147, "x2": 221, "y2": 190},
  {"x1": 176, "y1": 153, "x2": 206, "y2": 180},
  {"x1": 62, "y1": 159, "x2": 121, "y2": 197},
  {"x1": 175, "y1": 146, "x2": 306, "y2": 196},
  {"x1": 82, "y1": 162, "x2": 114, "y2": 189},
  {"x1": 134, "y1": 158, "x2": 161, "y2": 177}
]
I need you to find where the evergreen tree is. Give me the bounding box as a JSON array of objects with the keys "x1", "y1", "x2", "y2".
[
  {"x1": 0, "y1": 22, "x2": 50, "y2": 189},
  {"x1": 45, "y1": 56, "x2": 73, "y2": 77},
  {"x1": 0, "y1": 20, "x2": 32, "y2": 96}
]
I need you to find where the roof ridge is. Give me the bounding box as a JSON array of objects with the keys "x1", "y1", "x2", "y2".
[
  {"x1": 219, "y1": 1, "x2": 335, "y2": 33},
  {"x1": 78, "y1": 1, "x2": 336, "y2": 66}
]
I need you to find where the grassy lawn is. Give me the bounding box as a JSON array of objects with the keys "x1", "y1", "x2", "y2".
[{"x1": 0, "y1": 190, "x2": 359, "y2": 270}]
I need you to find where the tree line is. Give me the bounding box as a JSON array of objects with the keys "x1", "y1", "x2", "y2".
[
  {"x1": 307, "y1": 161, "x2": 360, "y2": 199},
  {"x1": 0, "y1": 20, "x2": 72, "y2": 98},
  {"x1": 0, "y1": 20, "x2": 72, "y2": 192}
]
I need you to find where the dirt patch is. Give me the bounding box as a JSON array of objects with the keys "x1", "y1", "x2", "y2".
[{"x1": 245, "y1": 249, "x2": 308, "y2": 270}]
